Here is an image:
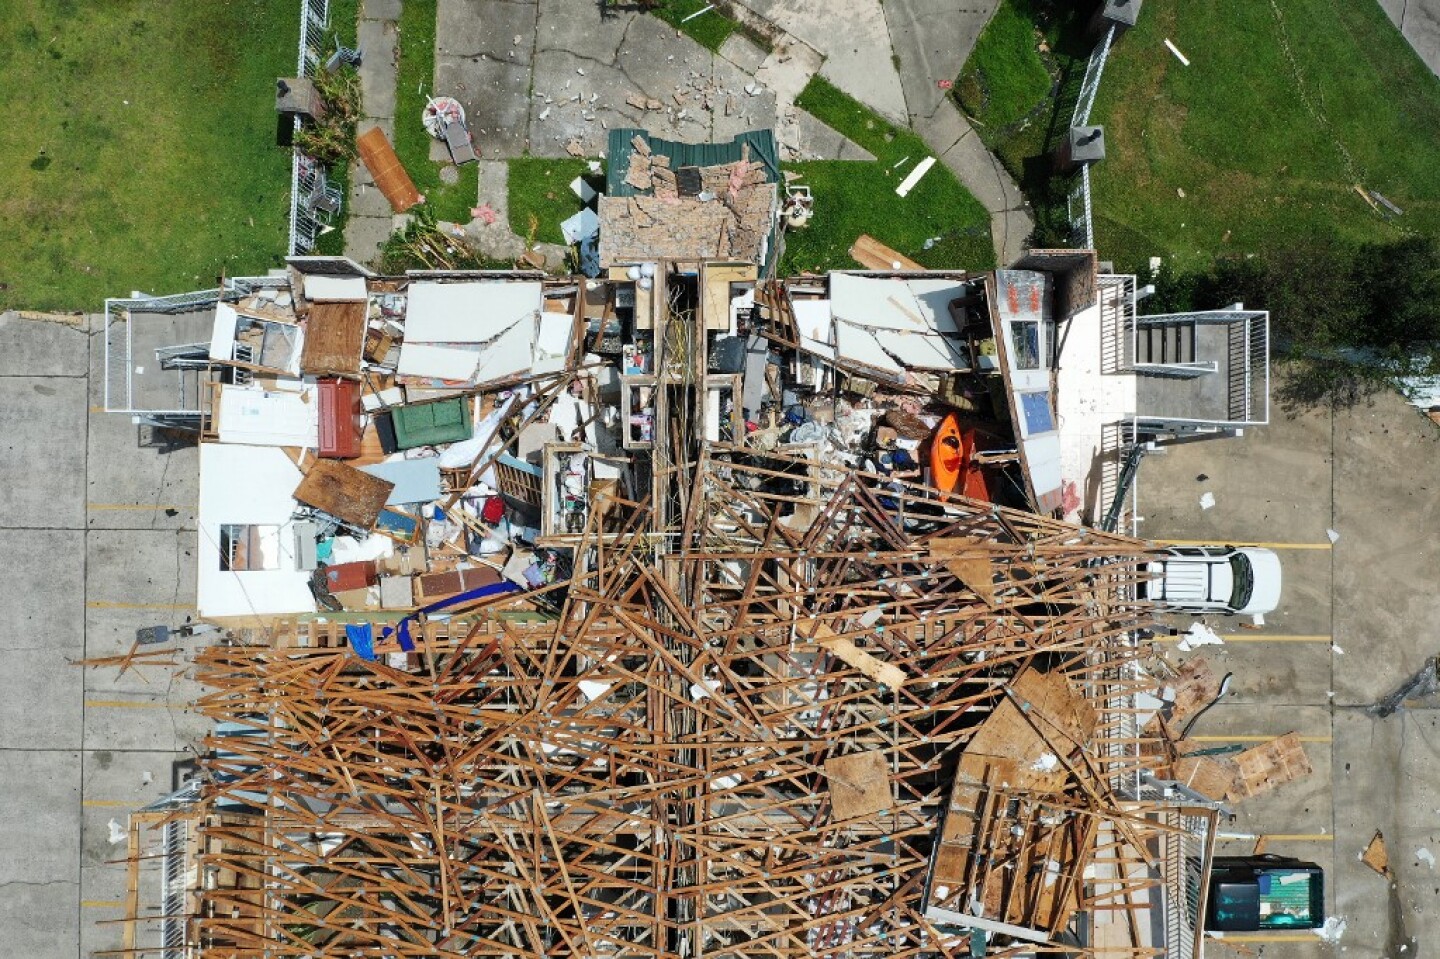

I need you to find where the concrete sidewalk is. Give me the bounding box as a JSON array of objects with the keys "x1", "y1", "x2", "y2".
[
  {"x1": 883, "y1": 0, "x2": 1033, "y2": 265},
  {"x1": 1378, "y1": 0, "x2": 1440, "y2": 76},
  {"x1": 345, "y1": 0, "x2": 404, "y2": 263}
]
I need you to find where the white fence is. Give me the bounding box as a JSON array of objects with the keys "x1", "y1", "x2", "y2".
[
  {"x1": 289, "y1": 0, "x2": 333, "y2": 255},
  {"x1": 1068, "y1": 23, "x2": 1116, "y2": 247}
]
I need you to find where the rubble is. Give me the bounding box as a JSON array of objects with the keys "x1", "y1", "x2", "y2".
[{"x1": 103, "y1": 224, "x2": 1277, "y2": 955}]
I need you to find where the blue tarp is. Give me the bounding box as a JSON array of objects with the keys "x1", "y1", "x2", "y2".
[{"x1": 382, "y1": 581, "x2": 522, "y2": 652}]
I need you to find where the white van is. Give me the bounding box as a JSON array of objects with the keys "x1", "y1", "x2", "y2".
[{"x1": 1143, "y1": 546, "x2": 1282, "y2": 616}]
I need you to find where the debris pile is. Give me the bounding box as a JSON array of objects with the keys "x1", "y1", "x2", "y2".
[
  {"x1": 103, "y1": 244, "x2": 1281, "y2": 956},
  {"x1": 599, "y1": 130, "x2": 779, "y2": 267}
]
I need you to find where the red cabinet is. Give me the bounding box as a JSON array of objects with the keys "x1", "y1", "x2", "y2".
[
  {"x1": 317, "y1": 378, "x2": 362, "y2": 459},
  {"x1": 324, "y1": 560, "x2": 378, "y2": 593}
]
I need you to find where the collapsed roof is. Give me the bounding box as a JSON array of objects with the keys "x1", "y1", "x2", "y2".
[{"x1": 107, "y1": 255, "x2": 1246, "y2": 959}]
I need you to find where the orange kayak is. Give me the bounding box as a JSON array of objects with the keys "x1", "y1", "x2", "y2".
[
  {"x1": 929, "y1": 414, "x2": 993, "y2": 502},
  {"x1": 930, "y1": 414, "x2": 966, "y2": 492}
]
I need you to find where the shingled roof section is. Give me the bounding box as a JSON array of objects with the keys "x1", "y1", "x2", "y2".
[{"x1": 599, "y1": 129, "x2": 780, "y2": 271}]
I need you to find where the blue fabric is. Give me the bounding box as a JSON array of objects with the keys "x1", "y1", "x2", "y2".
[{"x1": 345, "y1": 623, "x2": 376, "y2": 661}]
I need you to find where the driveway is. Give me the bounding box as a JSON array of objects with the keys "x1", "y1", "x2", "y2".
[{"x1": 436, "y1": 0, "x2": 870, "y2": 161}]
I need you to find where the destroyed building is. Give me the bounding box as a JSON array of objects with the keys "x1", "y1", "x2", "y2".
[{"x1": 98, "y1": 252, "x2": 1278, "y2": 958}]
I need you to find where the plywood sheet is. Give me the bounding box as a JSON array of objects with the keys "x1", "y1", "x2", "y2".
[
  {"x1": 356, "y1": 126, "x2": 421, "y2": 213},
  {"x1": 1362, "y1": 830, "x2": 1390, "y2": 877},
  {"x1": 959, "y1": 668, "x2": 1097, "y2": 793},
  {"x1": 300, "y1": 301, "x2": 368, "y2": 376},
  {"x1": 1228, "y1": 732, "x2": 1312, "y2": 800},
  {"x1": 294, "y1": 459, "x2": 395, "y2": 529},
  {"x1": 825, "y1": 751, "x2": 891, "y2": 820},
  {"x1": 1172, "y1": 755, "x2": 1237, "y2": 802}
]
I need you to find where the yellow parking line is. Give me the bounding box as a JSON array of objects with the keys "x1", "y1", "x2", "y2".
[
  {"x1": 83, "y1": 799, "x2": 134, "y2": 808},
  {"x1": 1154, "y1": 538, "x2": 1331, "y2": 550},
  {"x1": 1217, "y1": 834, "x2": 1334, "y2": 842},
  {"x1": 82, "y1": 900, "x2": 124, "y2": 909},
  {"x1": 88, "y1": 503, "x2": 189, "y2": 511},
  {"x1": 1189, "y1": 734, "x2": 1332, "y2": 744},
  {"x1": 1155, "y1": 633, "x2": 1330, "y2": 643},
  {"x1": 87, "y1": 602, "x2": 192, "y2": 610},
  {"x1": 85, "y1": 699, "x2": 169, "y2": 710}
]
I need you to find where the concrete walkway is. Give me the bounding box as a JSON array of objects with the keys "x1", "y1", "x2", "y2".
[
  {"x1": 883, "y1": 0, "x2": 1033, "y2": 266},
  {"x1": 344, "y1": 0, "x2": 404, "y2": 264},
  {"x1": 1378, "y1": 0, "x2": 1440, "y2": 76},
  {"x1": 735, "y1": 0, "x2": 1033, "y2": 265}
]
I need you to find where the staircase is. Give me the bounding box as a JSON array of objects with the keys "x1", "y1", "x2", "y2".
[
  {"x1": 1137, "y1": 320, "x2": 1196, "y2": 365},
  {"x1": 1134, "y1": 319, "x2": 1216, "y2": 378}
]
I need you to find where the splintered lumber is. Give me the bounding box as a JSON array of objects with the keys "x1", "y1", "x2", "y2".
[
  {"x1": 1157, "y1": 655, "x2": 1223, "y2": 730},
  {"x1": 811, "y1": 621, "x2": 906, "y2": 688},
  {"x1": 1228, "y1": 731, "x2": 1313, "y2": 800},
  {"x1": 121, "y1": 430, "x2": 1165, "y2": 959},
  {"x1": 357, "y1": 126, "x2": 422, "y2": 212},
  {"x1": 849, "y1": 233, "x2": 924, "y2": 271}
]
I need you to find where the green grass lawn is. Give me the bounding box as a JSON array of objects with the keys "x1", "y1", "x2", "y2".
[
  {"x1": 649, "y1": 0, "x2": 739, "y2": 53},
  {"x1": 507, "y1": 158, "x2": 596, "y2": 246},
  {"x1": 1091, "y1": 0, "x2": 1440, "y2": 273},
  {"x1": 0, "y1": 0, "x2": 299, "y2": 310},
  {"x1": 953, "y1": 0, "x2": 1097, "y2": 247},
  {"x1": 782, "y1": 77, "x2": 994, "y2": 274},
  {"x1": 957, "y1": 0, "x2": 1054, "y2": 133},
  {"x1": 396, "y1": 0, "x2": 478, "y2": 225}
]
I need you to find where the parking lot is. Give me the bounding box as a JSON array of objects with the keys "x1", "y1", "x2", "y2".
[
  {"x1": 1139, "y1": 387, "x2": 1440, "y2": 956},
  {"x1": 0, "y1": 311, "x2": 204, "y2": 959}
]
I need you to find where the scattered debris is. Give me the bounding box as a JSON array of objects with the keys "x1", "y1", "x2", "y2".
[
  {"x1": 1417, "y1": 847, "x2": 1436, "y2": 870},
  {"x1": 1372, "y1": 656, "x2": 1440, "y2": 717},
  {"x1": 98, "y1": 189, "x2": 1274, "y2": 957},
  {"x1": 1199, "y1": 491, "x2": 1215, "y2": 509},
  {"x1": 1164, "y1": 38, "x2": 1191, "y2": 66},
  {"x1": 895, "y1": 156, "x2": 937, "y2": 197},
  {"x1": 1326, "y1": 527, "x2": 1340, "y2": 543},
  {"x1": 1361, "y1": 830, "x2": 1391, "y2": 877},
  {"x1": 1178, "y1": 621, "x2": 1224, "y2": 651},
  {"x1": 1314, "y1": 916, "x2": 1347, "y2": 943}
]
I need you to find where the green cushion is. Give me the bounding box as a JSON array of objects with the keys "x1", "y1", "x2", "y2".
[{"x1": 391, "y1": 398, "x2": 473, "y2": 449}]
